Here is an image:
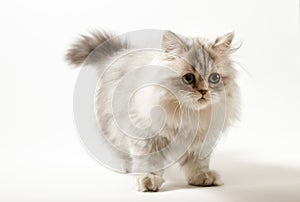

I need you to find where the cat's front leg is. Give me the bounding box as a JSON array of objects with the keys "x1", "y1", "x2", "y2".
[
  {"x1": 180, "y1": 155, "x2": 223, "y2": 186},
  {"x1": 131, "y1": 154, "x2": 165, "y2": 192},
  {"x1": 136, "y1": 171, "x2": 165, "y2": 192}
]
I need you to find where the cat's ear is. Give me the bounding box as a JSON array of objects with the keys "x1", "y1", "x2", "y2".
[
  {"x1": 212, "y1": 32, "x2": 235, "y2": 54},
  {"x1": 161, "y1": 31, "x2": 188, "y2": 54}
]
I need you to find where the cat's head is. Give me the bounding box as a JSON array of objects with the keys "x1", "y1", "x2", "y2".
[{"x1": 161, "y1": 31, "x2": 239, "y2": 111}]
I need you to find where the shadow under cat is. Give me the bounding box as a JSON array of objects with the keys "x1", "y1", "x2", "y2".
[{"x1": 158, "y1": 150, "x2": 300, "y2": 202}]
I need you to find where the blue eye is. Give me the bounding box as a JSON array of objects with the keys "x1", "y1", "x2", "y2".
[
  {"x1": 208, "y1": 73, "x2": 220, "y2": 84},
  {"x1": 182, "y1": 73, "x2": 195, "y2": 84}
]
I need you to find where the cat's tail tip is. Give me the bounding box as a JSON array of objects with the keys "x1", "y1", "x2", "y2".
[{"x1": 65, "y1": 30, "x2": 126, "y2": 67}]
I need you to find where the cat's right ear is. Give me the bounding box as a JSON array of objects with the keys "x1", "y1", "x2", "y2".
[
  {"x1": 161, "y1": 31, "x2": 188, "y2": 55},
  {"x1": 212, "y1": 32, "x2": 240, "y2": 56}
]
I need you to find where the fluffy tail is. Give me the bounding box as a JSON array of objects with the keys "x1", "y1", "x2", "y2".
[{"x1": 65, "y1": 30, "x2": 127, "y2": 66}]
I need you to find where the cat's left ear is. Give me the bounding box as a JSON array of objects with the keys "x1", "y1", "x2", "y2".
[
  {"x1": 161, "y1": 31, "x2": 188, "y2": 55},
  {"x1": 212, "y1": 32, "x2": 235, "y2": 54}
]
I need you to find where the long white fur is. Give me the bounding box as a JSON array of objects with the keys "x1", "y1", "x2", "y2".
[{"x1": 66, "y1": 30, "x2": 240, "y2": 192}]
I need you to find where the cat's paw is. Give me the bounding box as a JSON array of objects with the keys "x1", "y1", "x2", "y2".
[
  {"x1": 188, "y1": 170, "x2": 224, "y2": 186},
  {"x1": 136, "y1": 173, "x2": 165, "y2": 192}
]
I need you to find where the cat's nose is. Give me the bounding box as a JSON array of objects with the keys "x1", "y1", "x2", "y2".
[{"x1": 198, "y1": 89, "x2": 208, "y2": 95}]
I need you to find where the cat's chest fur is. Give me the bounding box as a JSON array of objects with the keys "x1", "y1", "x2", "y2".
[{"x1": 129, "y1": 90, "x2": 213, "y2": 154}]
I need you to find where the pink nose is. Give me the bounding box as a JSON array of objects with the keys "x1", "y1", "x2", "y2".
[{"x1": 198, "y1": 89, "x2": 208, "y2": 95}]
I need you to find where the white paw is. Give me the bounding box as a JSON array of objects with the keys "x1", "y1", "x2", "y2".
[
  {"x1": 136, "y1": 173, "x2": 165, "y2": 192},
  {"x1": 188, "y1": 170, "x2": 224, "y2": 186}
]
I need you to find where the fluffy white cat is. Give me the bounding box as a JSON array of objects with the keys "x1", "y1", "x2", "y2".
[{"x1": 66, "y1": 30, "x2": 240, "y2": 191}]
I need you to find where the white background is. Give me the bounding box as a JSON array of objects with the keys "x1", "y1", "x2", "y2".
[{"x1": 0, "y1": 0, "x2": 299, "y2": 201}]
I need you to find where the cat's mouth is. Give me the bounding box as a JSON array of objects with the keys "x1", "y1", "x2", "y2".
[{"x1": 198, "y1": 97, "x2": 206, "y2": 104}]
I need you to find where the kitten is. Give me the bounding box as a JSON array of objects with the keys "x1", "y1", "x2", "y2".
[{"x1": 66, "y1": 30, "x2": 240, "y2": 192}]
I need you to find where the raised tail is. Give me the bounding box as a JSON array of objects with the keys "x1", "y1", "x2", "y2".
[{"x1": 65, "y1": 30, "x2": 127, "y2": 66}]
